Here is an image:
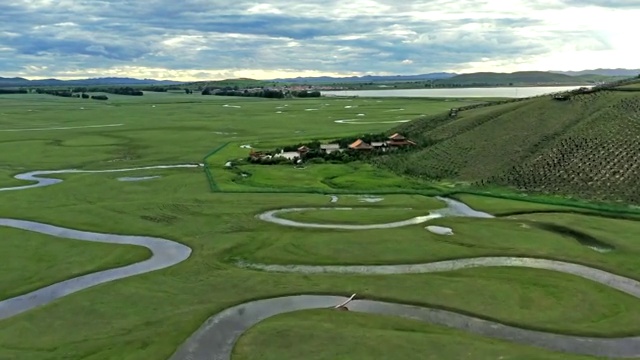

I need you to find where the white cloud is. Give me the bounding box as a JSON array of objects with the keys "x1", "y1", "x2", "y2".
[
  {"x1": 0, "y1": 0, "x2": 638, "y2": 80},
  {"x1": 246, "y1": 3, "x2": 283, "y2": 14}
]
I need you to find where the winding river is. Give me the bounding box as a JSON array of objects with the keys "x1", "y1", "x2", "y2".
[
  {"x1": 1, "y1": 167, "x2": 638, "y2": 359},
  {"x1": 0, "y1": 164, "x2": 201, "y2": 192}
]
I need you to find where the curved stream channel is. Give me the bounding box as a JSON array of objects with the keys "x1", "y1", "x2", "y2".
[
  {"x1": 0, "y1": 165, "x2": 199, "y2": 319},
  {"x1": 0, "y1": 170, "x2": 636, "y2": 358}
]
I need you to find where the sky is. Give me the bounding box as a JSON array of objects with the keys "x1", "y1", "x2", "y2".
[{"x1": 0, "y1": 0, "x2": 639, "y2": 81}]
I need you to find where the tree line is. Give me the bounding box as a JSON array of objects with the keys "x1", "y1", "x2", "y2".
[
  {"x1": 0, "y1": 89, "x2": 28, "y2": 94},
  {"x1": 34, "y1": 88, "x2": 109, "y2": 100},
  {"x1": 86, "y1": 87, "x2": 143, "y2": 96},
  {"x1": 201, "y1": 88, "x2": 321, "y2": 99}
]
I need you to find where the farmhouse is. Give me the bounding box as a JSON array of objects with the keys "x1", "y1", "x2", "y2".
[
  {"x1": 386, "y1": 133, "x2": 416, "y2": 147},
  {"x1": 371, "y1": 141, "x2": 388, "y2": 151},
  {"x1": 348, "y1": 139, "x2": 373, "y2": 150},
  {"x1": 297, "y1": 146, "x2": 310, "y2": 156},
  {"x1": 249, "y1": 150, "x2": 267, "y2": 160},
  {"x1": 320, "y1": 143, "x2": 341, "y2": 154}
]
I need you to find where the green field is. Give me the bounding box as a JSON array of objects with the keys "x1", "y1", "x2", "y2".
[
  {"x1": 277, "y1": 207, "x2": 431, "y2": 225},
  {"x1": 2, "y1": 91, "x2": 640, "y2": 359},
  {"x1": 233, "y1": 310, "x2": 602, "y2": 360}
]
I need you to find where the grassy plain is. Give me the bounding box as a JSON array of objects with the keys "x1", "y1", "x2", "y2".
[
  {"x1": 234, "y1": 310, "x2": 601, "y2": 360},
  {"x1": 1, "y1": 91, "x2": 640, "y2": 359},
  {"x1": 0, "y1": 228, "x2": 150, "y2": 300},
  {"x1": 277, "y1": 207, "x2": 430, "y2": 225}
]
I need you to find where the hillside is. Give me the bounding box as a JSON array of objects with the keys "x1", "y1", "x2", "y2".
[
  {"x1": 553, "y1": 68, "x2": 640, "y2": 77},
  {"x1": 373, "y1": 82, "x2": 640, "y2": 204},
  {"x1": 432, "y1": 71, "x2": 612, "y2": 86}
]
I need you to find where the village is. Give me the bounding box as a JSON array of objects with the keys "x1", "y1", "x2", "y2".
[{"x1": 249, "y1": 132, "x2": 416, "y2": 164}]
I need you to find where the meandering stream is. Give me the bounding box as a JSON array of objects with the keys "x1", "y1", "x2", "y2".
[
  {"x1": 0, "y1": 164, "x2": 201, "y2": 192},
  {"x1": 0, "y1": 218, "x2": 191, "y2": 320},
  {"x1": 0, "y1": 168, "x2": 636, "y2": 359}
]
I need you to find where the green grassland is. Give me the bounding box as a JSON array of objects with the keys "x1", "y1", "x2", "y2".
[
  {"x1": 0, "y1": 92, "x2": 475, "y2": 169},
  {"x1": 0, "y1": 228, "x2": 150, "y2": 300},
  {"x1": 277, "y1": 208, "x2": 430, "y2": 225},
  {"x1": 2, "y1": 91, "x2": 640, "y2": 359},
  {"x1": 233, "y1": 310, "x2": 600, "y2": 360},
  {"x1": 210, "y1": 159, "x2": 436, "y2": 193},
  {"x1": 375, "y1": 84, "x2": 640, "y2": 205}
]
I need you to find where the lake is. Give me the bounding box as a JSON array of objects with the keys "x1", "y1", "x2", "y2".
[{"x1": 321, "y1": 86, "x2": 591, "y2": 98}]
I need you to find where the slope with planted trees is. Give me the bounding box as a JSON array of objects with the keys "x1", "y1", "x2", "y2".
[{"x1": 372, "y1": 80, "x2": 640, "y2": 205}]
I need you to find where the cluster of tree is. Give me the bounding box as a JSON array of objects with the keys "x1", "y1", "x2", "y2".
[
  {"x1": 104, "y1": 87, "x2": 143, "y2": 96},
  {"x1": 140, "y1": 86, "x2": 168, "y2": 92},
  {"x1": 70, "y1": 86, "x2": 142, "y2": 96},
  {"x1": 202, "y1": 88, "x2": 286, "y2": 98},
  {"x1": 300, "y1": 148, "x2": 361, "y2": 163},
  {"x1": 0, "y1": 89, "x2": 28, "y2": 94},
  {"x1": 35, "y1": 88, "x2": 73, "y2": 97},
  {"x1": 34, "y1": 88, "x2": 109, "y2": 101},
  {"x1": 246, "y1": 151, "x2": 365, "y2": 166},
  {"x1": 201, "y1": 88, "x2": 321, "y2": 99},
  {"x1": 246, "y1": 156, "x2": 294, "y2": 165}
]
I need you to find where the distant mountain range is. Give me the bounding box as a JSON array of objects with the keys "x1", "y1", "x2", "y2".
[
  {"x1": 0, "y1": 77, "x2": 184, "y2": 87},
  {"x1": 270, "y1": 73, "x2": 457, "y2": 83},
  {"x1": 1, "y1": 69, "x2": 637, "y2": 88},
  {"x1": 551, "y1": 68, "x2": 640, "y2": 77},
  {"x1": 433, "y1": 71, "x2": 620, "y2": 86},
  {"x1": 269, "y1": 69, "x2": 638, "y2": 84}
]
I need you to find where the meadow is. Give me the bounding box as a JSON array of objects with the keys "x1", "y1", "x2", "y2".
[{"x1": 1, "y1": 91, "x2": 640, "y2": 359}]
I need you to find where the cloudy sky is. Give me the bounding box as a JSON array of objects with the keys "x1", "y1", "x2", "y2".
[{"x1": 0, "y1": 0, "x2": 638, "y2": 80}]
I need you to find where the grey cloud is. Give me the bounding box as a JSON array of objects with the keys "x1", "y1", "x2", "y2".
[{"x1": 0, "y1": 0, "x2": 630, "y2": 78}]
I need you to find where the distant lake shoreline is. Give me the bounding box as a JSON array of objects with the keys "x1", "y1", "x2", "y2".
[{"x1": 321, "y1": 86, "x2": 591, "y2": 98}]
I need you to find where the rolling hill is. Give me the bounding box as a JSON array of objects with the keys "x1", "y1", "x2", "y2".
[
  {"x1": 374, "y1": 80, "x2": 640, "y2": 204},
  {"x1": 0, "y1": 77, "x2": 183, "y2": 87},
  {"x1": 553, "y1": 68, "x2": 640, "y2": 77},
  {"x1": 432, "y1": 71, "x2": 622, "y2": 86},
  {"x1": 271, "y1": 73, "x2": 457, "y2": 83},
  {"x1": 270, "y1": 70, "x2": 629, "y2": 86}
]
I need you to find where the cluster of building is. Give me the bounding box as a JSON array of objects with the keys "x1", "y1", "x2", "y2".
[
  {"x1": 249, "y1": 133, "x2": 415, "y2": 161},
  {"x1": 342, "y1": 133, "x2": 416, "y2": 151}
]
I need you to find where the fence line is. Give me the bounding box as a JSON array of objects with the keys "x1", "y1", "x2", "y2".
[
  {"x1": 202, "y1": 142, "x2": 230, "y2": 192},
  {"x1": 200, "y1": 159, "x2": 640, "y2": 215}
]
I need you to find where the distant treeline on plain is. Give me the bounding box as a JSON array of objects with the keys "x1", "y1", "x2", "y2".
[
  {"x1": 0, "y1": 89, "x2": 29, "y2": 94},
  {"x1": 202, "y1": 88, "x2": 321, "y2": 98},
  {"x1": 32, "y1": 88, "x2": 109, "y2": 100}
]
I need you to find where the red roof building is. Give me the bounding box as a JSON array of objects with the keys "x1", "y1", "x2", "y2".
[{"x1": 348, "y1": 139, "x2": 373, "y2": 150}]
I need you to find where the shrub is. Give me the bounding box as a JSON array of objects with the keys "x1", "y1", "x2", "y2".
[{"x1": 308, "y1": 157, "x2": 326, "y2": 164}]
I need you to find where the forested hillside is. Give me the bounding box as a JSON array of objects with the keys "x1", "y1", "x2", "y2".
[{"x1": 374, "y1": 84, "x2": 640, "y2": 204}]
